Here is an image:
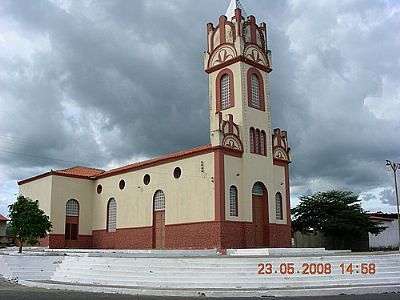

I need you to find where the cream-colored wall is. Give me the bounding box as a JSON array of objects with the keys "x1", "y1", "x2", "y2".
[
  {"x1": 92, "y1": 153, "x2": 215, "y2": 230},
  {"x1": 224, "y1": 153, "x2": 289, "y2": 225},
  {"x1": 50, "y1": 176, "x2": 94, "y2": 235},
  {"x1": 19, "y1": 176, "x2": 52, "y2": 217},
  {"x1": 273, "y1": 165, "x2": 288, "y2": 225}
]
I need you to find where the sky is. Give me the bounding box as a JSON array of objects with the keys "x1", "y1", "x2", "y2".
[{"x1": 0, "y1": 0, "x2": 399, "y2": 217}]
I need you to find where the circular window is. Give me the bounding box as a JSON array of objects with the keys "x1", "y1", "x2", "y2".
[
  {"x1": 97, "y1": 184, "x2": 103, "y2": 194},
  {"x1": 143, "y1": 174, "x2": 150, "y2": 185},
  {"x1": 119, "y1": 179, "x2": 126, "y2": 190},
  {"x1": 173, "y1": 167, "x2": 181, "y2": 179}
]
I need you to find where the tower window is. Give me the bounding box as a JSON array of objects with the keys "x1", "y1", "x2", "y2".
[
  {"x1": 250, "y1": 127, "x2": 255, "y2": 153},
  {"x1": 251, "y1": 74, "x2": 260, "y2": 109},
  {"x1": 221, "y1": 74, "x2": 230, "y2": 110},
  {"x1": 260, "y1": 130, "x2": 266, "y2": 156},
  {"x1": 250, "y1": 127, "x2": 267, "y2": 156},
  {"x1": 216, "y1": 69, "x2": 234, "y2": 111},
  {"x1": 247, "y1": 68, "x2": 265, "y2": 111},
  {"x1": 255, "y1": 129, "x2": 260, "y2": 154},
  {"x1": 275, "y1": 192, "x2": 283, "y2": 220},
  {"x1": 229, "y1": 185, "x2": 238, "y2": 217}
]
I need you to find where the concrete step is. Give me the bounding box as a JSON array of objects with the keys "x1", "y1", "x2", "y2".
[{"x1": 48, "y1": 275, "x2": 400, "y2": 289}]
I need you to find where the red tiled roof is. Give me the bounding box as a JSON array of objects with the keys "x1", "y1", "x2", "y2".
[
  {"x1": 54, "y1": 166, "x2": 105, "y2": 177},
  {"x1": 97, "y1": 145, "x2": 213, "y2": 179},
  {"x1": 0, "y1": 214, "x2": 9, "y2": 221},
  {"x1": 18, "y1": 145, "x2": 214, "y2": 184}
]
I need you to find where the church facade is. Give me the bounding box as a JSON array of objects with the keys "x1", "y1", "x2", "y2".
[{"x1": 18, "y1": 1, "x2": 292, "y2": 250}]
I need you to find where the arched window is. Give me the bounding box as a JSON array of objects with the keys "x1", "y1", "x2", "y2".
[
  {"x1": 65, "y1": 199, "x2": 79, "y2": 241},
  {"x1": 221, "y1": 74, "x2": 230, "y2": 110},
  {"x1": 250, "y1": 127, "x2": 255, "y2": 153},
  {"x1": 275, "y1": 192, "x2": 283, "y2": 220},
  {"x1": 153, "y1": 190, "x2": 165, "y2": 211},
  {"x1": 216, "y1": 69, "x2": 234, "y2": 111},
  {"x1": 260, "y1": 130, "x2": 266, "y2": 156},
  {"x1": 255, "y1": 129, "x2": 260, "y2": 154},
  {"x1": 247, "y1": 68, "x2": 265, "y2": 111},
  {"x1": 107, "y1": 198, "x2": 117, "y2": 232},
  {"x1": 252, "y1": 182, "x2": 265, "y2": 196},
  {"x1": 66, "y1": 199, "x2": 79, "y2": 216},
  {"x1": 250, "y1": 74, "x2": 260, "y2": 109},
  {"x1": 229, "y1": 186, "x2": 238, "y2": 217}
]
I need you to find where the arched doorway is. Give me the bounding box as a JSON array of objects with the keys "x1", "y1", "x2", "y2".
[
  {"x1": 153, "y1": 190, "x2": 166, "y2": 249},
  {"x1": 252, "y1": 182, "x2": 269, "y2": 247},
  {"x1": 65, "y1": 199, "x2": 79, "y2": 248}
]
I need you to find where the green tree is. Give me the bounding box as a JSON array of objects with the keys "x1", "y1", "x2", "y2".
[
  {"x1": 292, "y1": 190, "x2": 385, "y2": 247},
  {"x1": 8, "y1": 195, "x2": 52, "y2": 253}
]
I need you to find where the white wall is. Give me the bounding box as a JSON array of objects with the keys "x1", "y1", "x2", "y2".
[{"x1": 369, "y1": 219, "x2": 399, "y2": 250}]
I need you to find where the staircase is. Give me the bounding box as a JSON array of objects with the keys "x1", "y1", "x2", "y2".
[
  {"x1": 1, "y1": 252, "x2": 400, "y2": 297},
  {"x1": 0, "y1": 255, "x2": 64, "y2": 281}
]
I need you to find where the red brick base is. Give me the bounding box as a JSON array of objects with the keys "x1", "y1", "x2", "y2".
[
  {"x1": 92, "y1": 227, "x2": 153, "y2": 249},
  {"x1": 268, "y1": 224, "x2": 292, "y2": 247},
  {"x1": 85, "y1": 221, "x2": 292, "y2": 250}
]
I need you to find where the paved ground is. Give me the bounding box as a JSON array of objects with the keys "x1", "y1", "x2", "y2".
[{"x1": 0, "y1": 278, "x2": 399, "y2": 300}]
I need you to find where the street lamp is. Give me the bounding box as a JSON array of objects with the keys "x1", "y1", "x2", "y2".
[{"x1": 386, "y1": 160, "x2": 400, "y2": 252}]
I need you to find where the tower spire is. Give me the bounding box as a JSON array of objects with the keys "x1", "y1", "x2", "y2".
[{"x1": 225, "y1": 0, "x2": 247, "y2": 20}]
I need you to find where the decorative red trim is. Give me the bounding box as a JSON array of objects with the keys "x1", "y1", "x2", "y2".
[
  {"x1": 247, "y1": 68, "x2": 266, "y2": 111},
  {"x1": 219, "y1": 16, "x2": 227, "y2": 44},
  {"x1": 207, "y1": 43, "x2": 238, "y2": 70},
  {"x1": 212, "y1": 145, "x2": 242, "y2": 158},
  {"x1": 249, "y1": 16, "x2": 257, "y2": 43},
  {"x1": 216, "y1": 68, "x2": 235, "y2": 112},
  {"x1": 214, "y1": 148, "x2": 225, "y2": 222},
  {"x1": 206, "y1": 56, "x2": 272, "y2": 74},
  {"x1": 273, "y1": 158, "x2": 290, "y2": 166}
]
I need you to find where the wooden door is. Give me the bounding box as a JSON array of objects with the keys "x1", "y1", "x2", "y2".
[
  {"x1": 65, "y1": 216, "x2": 78, "y2": 248},
  {"x1": 153, "y1": 211, "x2": 165, "y2": 249},
  {"x1": 252, "y1": 196, "x2": 266, "y2": 247}
]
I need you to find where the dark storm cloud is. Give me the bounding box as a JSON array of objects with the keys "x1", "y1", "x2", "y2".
[{"x1": 0, "y1": 0, "x2": 399, "y2": 214}]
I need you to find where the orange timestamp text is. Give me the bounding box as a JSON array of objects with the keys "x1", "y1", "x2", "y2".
[{"x1": 257, "y1": 262, "x2": 376, "y2": 275}]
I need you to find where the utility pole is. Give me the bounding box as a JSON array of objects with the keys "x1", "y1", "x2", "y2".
[{"x1": 386, "y1": 160, "x2": 400, "y2": 252}]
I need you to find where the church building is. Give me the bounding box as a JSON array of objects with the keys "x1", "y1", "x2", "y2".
[{"x1": 18, "y1": 0, "x2": 292, "y2": 250}]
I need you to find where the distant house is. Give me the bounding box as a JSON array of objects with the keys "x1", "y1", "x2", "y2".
[
  {"x1": 0, "y1": 214, "x2": 10, "y2": 237},
  {"x1": 368, "y1": 214, "x2": 399, "y2": 250},
  {"x1": 293, "y1": 213, "x2": 399, "y2": 251}
]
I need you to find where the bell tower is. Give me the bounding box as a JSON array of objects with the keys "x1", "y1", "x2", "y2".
[{"x1": 205, "y1": 0, "x2": 273, "y2": 156}]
